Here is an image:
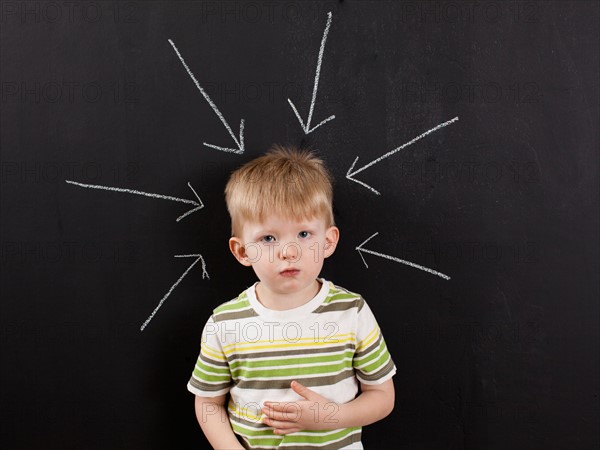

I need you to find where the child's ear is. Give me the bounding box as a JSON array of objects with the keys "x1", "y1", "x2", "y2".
[
  {"x1": 229, "y1": 237, "x2": 253, "y2": 267},
  {"x1": 323, "y1": 226, "x2": 340, "y2": 258}
]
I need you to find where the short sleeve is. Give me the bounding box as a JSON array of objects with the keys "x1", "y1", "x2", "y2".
[
  {"x1": 187, "y1": 315, "x2": 232, "y2": 397},
  {"x1": 353, "y1": 299, "x2": 396, "y2": 385}
]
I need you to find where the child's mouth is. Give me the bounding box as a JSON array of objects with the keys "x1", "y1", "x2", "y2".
[{"x1": 280, "y1": 269, "x2": 299, "y2": 277}]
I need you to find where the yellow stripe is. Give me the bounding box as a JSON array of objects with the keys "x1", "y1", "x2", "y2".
[
  {"x1": 222, "y1": 332, "x2": 356, "y2": 353},
  {"x1": 356, "y1": 326, "x2": 379, "y2": 351},
  {"x1": 202, "y1": 344, "x2": 227, "y2": 361},
  {"x1": 228, "y1": 403, "x2": 263, "y2": 421},
  {"x1": 223, "y1": 334, "x2": 357, "y2": 356}
]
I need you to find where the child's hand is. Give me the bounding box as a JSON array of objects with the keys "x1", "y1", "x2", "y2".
[{"x1": 261, "y1": 380, "x2": 340, "y2": 435}]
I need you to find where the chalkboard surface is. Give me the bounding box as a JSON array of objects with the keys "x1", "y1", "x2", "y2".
[{"x1": 1, "y1": 1, "x2": 598, "y2": 449}]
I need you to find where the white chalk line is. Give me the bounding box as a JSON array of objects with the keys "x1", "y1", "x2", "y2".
[
  {"x1": 65, "y1": 180, "x2": 204, "y2": 222},
  {"x1": 288, "y1": 11, "x2": 335, "y2": 134},
  {"x1": 346, "y1": 157, "x2": 383, "y2": 195},
  {"x1": 140, "y1": 254, "x2": 210, "y2": 331},
  {"x1": 347, "y1": 116, "x2": 459, "y2": 194},
  {"x1": 168, "y1": 39, "x2": 244, "y2": 154},
  {"x1": 176, "y1": 182, "x2": 205, "y2": 221},
  {"x1": 356, "y1": 232, "x2": 451, "y2": 280}
]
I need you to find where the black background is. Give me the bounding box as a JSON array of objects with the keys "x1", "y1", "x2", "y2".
[{"x1": 1, "y1": 1, "x2": 598, "y2": 449}]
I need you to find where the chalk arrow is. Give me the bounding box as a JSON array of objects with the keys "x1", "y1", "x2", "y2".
[
  {"x1": 65, "y1": 180, "x2": 204, "y2": 222},
  {"x1": 140, "y1": 253, "x2": 209, "y2": 331},
  {"x1": 356, "y1": 232, "x2": 451, "y2": 280},
  {"x1": 288, "y1": 11, "x2": 335, "y2": 134},
  {"x1": 168, "y1": 39, "x2": 244, "y2": 154},
  {"x1": 347, "y1": 116, "x2": 459, "y2": 195}
]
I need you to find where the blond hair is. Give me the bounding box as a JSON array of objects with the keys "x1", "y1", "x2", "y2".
[{"x1": 225, "y1": 144, "x2": 335, "y2": 237}]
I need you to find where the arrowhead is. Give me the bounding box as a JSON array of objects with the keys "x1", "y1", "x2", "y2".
[
  {"x1": 203, "y1": 119, "x2": 245, "y2": 154},
  {"x1": 346, "y1": 156, "x2": 381, "y2": 195},
  {"x1": 176, "y1": 182, "x2": 205, "y2": 222},
  {"x1": 355, "y1": 232, "x2": 379, "y2": 268},
  {"x1": 288, "y1": 98, "x2": 309, "y2": 133},
  {"x1": 288, "y1": 98, "x2": 335, "y2": 134},
  {"x1": 306, "y1": 114, "x2": 335, "y2": 134},
  {"x1": 174, "y1": 253, "x2": 210, "y2": 280}
]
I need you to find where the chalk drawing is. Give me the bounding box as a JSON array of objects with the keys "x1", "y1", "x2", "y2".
[
  {"x1": 168, "y1": 39, "x2": 245, "y2": 154},
  {"x1": 288, "y1": 11, "x2": 336, "y2": 134},
  {"x1": 65, "y1": 180, "x2": 204, "y2": 222},
  {"x1": 140, "y1": 254, "x2": 210, "y2": 331},
  {"x1": 347, "y1": 116, "x2": 459, "y2": 195},
  {"x1": 356, "y1": 232, "x2": 451, "y2": 280},
  {"x1": 66, "y1": 12, "x2": 460, "y2": 331}
]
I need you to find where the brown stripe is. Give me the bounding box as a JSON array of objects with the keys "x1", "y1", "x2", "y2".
[
  {"x1": 357, "y1": 358, "x2": 395, "y2": 382},
  {"x1": 213, "y1": 308, "x2": 259, "y2": 323},
  {"x1": 188, "y1": 377, "x2": 230, "y2": 392},
  {"x1": 329, "y1": 286, "x2": 365, "y2": 312},
  {"x1": 213, "y1": 295, "x2": 249, "y2": 313},
  {"x1": 280, "y1": 429, "x2": 362, "y2": 450},
  {"x1": 236, "y1": 427, "x2": 361, "y2": 450},
  {"x1": 313, "y1": 298, "x2": 364, "y2": 314},
  {"x1": 229, "y1": 412, "x2": 270, "y2": 430},
  {"x1": 199, "y1": 351, "x2": 229, "y2": 367},
  {"x1": 234, "y1": 369, "x2": 356, "y2": 390},
  {"x1": 354, "y1": 333, "x2": 383, "y2": 359},
  {"x1": 232, "y1": 415, "x2": 362, "y2": 450},
  {"x1": 226, "y1": 342, "x2": 356, "y2": 363}
]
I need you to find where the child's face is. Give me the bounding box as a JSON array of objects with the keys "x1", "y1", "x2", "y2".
[{"x1": 229, "y1": 214, "x2": 339, "y2": 301}]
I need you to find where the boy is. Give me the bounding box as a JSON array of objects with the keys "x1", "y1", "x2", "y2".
[{"x1": 187, "y1": 145, "x2": 396, "y2": 449}]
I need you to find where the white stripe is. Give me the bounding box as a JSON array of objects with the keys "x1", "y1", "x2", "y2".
[
  {"x1": 232, "y1": 356, "x2": 353, "y2": 372},
  {"x1": 231, "y1": 369, "x2": 353, "y2": 382},
  {"x1": 191, "y1": 373, "x2": 229, "y2": 384},
  {"x1": 228, "y1": 347, "x2": 353, "y2": 364}
]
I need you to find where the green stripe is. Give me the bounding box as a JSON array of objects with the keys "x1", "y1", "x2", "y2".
[
  {"x1": 282, "y1": 427, "x2": 361, "y2": 444},
  {"x1": 195, "y1": 359, "x2": 231, "y2": 375},
  {"x1": 358, "y1": 358, "x2": 395, "y2": 382},
  {"x1": 236, "y1": 369, "x2": 355, "y2": 390},
  {"x1": 229, "y1": 349, "x2": 355, "y2": 370},
  {"x1": 213, "y1": 295, "x2": 250, "y2": 314},
  {"x1": 354, "y1": 339, "x2": 387, "y2": 365},
  {"x1": 192, "y1": 368, "x2": 230, "y2": 383},
  {"x1": 235, "y1": 426, "x2": 360, "y2": 446},
  {"x1": 324, "y1": 292, "x2": 359, "y2": 304},
  {"x1": 231, "y1": 421, "x2": 276, "y2": 437},
  {"x1": 232, "y1": 359, "x2": 352, "y2": 378},
  {"x1": 361, "y1": 351, "x2": 391, "y2": 374}
]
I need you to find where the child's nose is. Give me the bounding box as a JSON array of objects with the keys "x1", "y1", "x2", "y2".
[{"x1": 281, "y1": 242, "x2": 300, "y2": 261}]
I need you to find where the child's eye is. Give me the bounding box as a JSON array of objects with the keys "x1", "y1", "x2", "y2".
[
  {"x1": 261, "y1": 235, "x2": 276, "y2": 243},
  {"x1": 298, "y1": 231, "x2": 311, "y2": 239}
]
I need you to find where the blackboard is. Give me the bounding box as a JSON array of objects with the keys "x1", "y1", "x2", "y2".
[{"x1": 1, "y1": 1, "x2": 598, "y2": 448}]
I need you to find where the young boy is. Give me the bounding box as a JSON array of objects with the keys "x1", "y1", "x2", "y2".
[{"x1": 187, "y1": 145, "x2": 396, "y2": 449}]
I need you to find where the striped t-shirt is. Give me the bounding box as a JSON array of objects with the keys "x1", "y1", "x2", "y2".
[{"x1": 187, "y1": 279, "x2": 396, "y2": 450}]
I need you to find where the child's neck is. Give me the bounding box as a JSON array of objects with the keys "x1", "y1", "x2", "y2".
[{"x1": 255, "y1": 279, "x2": 322, "y2": 311}]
